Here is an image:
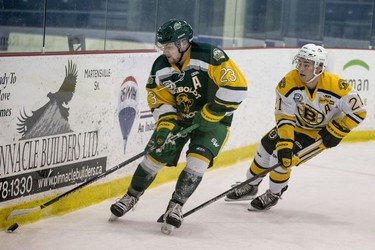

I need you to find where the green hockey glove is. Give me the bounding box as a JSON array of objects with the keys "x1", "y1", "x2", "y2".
[
  {"x1": 155, "y1": 120, "x2": 179, "y2": 153},
  {"x1": 193, "y1": 104, "x2": 225, "y2": 132}
]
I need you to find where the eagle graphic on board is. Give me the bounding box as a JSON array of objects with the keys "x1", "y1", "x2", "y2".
[{"x1": 17, "y1": 60, "x2": 78, "y2": 140}]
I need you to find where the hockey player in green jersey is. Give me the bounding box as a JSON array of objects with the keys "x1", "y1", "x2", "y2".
[
  {"x1": 110, "y1": 19, "x2": 247, "y2": 233},
  {"x1": 225, "y1": 44, "x2": 367, "y2": 211}
]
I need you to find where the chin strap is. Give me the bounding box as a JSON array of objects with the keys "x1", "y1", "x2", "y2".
[{"x1": 306, "y1": 68, "x2": 323, "y2": 83}]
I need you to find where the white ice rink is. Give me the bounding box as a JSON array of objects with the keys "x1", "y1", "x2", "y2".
[{"x1": 2, "y1": 141, "x2": 375, "y2": 250}]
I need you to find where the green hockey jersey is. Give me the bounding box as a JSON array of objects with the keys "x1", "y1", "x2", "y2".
[{"x1": 146, "y1": 41, "x2": 248, "y2": 126}]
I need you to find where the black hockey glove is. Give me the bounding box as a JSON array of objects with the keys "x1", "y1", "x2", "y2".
[
  {"x1": 193, "y1": 104, "x2": 225, "y2": 132},
  {"x1": 319, "y1": 120, "x2": 350, "y2": 148},
  {"x1": 276, "y1": 139, "x2": 294, "y2": 168},
  {"x1": 154, "y1": 120, "x2": 180, "y2": 154}
]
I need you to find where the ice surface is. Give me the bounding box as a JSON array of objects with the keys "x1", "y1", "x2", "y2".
[{"x1": 2, "y1": 141, "x2": 375, "y2": 250}]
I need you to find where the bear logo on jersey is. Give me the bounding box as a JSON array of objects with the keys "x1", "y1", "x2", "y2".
[
  {"x1": 338, "y1": 79, "x2": 349, "y2": 90},
  {"x1": 278, "y1": 77, "x2": 286, "y2": 89},
  {"x1": 297, "y1": 104, "x2": 325, "y2": 126},
  {"x1": 268, "y1": 127, "x2": 278, "y2": 140}
]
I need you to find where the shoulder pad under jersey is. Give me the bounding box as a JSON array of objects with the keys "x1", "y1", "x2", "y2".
[
  {"x1": 318, "y1": 72, "x2": 352, "y2": 97},
  {"x1": 191, "y1": 42, "x2": 229, "y2": 65},
  {"x1": 276, "y1": 70, "x2": 303, "y2": 97}
]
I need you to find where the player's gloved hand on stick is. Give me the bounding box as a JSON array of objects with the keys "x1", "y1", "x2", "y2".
[
  {"x1": 154, "y1": 120, "x2": 180, "y2": 154},
  {"x1": 193, "y1": 103, "x2": 225, "y2": 132},
  {"x1": 319, "y1": 120, "x2": 350, "y2": 148},
  {"x1": 276, "y1": 139, "x2": 294, "y2": 168}
]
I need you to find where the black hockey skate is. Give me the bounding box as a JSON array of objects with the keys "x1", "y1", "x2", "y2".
[
  {"x1": 161, "y1": 200, "x2": 183, "y2": 235},
  {"x1": 225, "y1": 182, "x2": 259, "y2": 201},
  {"x1": 248, "y1": 186, "x2": 288, "y2": 211},
  {"x1": 109, "y1": 193, "x2": 138, "y2": 221}
]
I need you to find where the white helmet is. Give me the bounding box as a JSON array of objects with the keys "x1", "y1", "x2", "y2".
[
  {"x1": 293, "y1": 44, "x2": 328, "y2": 83},
  {"x1": 294, "y1": 43, "x2": 328, "y2": 71}
]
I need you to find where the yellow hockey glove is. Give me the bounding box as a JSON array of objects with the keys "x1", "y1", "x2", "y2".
[{"x1": 276, "y1": 139, "x2": 294, "y2": 168}]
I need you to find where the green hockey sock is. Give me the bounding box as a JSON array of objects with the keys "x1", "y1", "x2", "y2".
[
  {"x1": 128, "y1": 164, "x2": 156, "y2": 197},
  {"x1": 173, "y1": 170, "x2": 203, "y2": 204}
]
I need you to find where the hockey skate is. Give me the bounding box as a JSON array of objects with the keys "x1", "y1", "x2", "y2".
[
  {"x1": 248, "y1": 186, "x2": 288, "y2": 211},
  {"x1": 160, "y1": 200, "x2": 183, "y2": 235},
  {"x1": 109, "y1": 193, "x2": 138, "y2": 221},
  {"x1": 225, "y1": 182, "x2": 259, "y2": 202}
]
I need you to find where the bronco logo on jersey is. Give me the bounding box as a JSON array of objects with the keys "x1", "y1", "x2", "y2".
[
  {"x1": 213, "y1": 48, "x2": 225, "y2": 61},
  {"x1": 147, "y1": 76, "x2": 153, "y2": 84},
  {"x1": 176, "y1": 93, "x2": 194, "y2": 113}
]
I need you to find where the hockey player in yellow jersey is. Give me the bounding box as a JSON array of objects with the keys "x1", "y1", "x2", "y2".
[
  {"x1": 110, "y1": 19, "x2": 247, "y2": 233},
  {"x1": 225, "y1": 44, "x2": 366, "y2": 211}
]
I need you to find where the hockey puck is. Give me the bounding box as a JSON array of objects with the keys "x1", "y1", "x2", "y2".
[
  {"x1": 161, "y1": 223, "x2": 174, "y2": 235},
  {"x1": 7, "y1": 223, "x2": 19, "y2": 233}
]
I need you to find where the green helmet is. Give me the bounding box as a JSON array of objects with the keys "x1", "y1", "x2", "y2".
[{"x1": 156, "y1": 19, "x2": 193, "y2": 45}]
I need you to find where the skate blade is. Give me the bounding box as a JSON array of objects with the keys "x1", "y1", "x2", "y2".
[
  {"x1": 247, "y1": 207, "x2": 261, "y2": 212},
  {"x1": 161, "y1": 223, "x2": 175, "y2": 235},
  {"x1": 247, "y1": 205, "x2": 270, "y2": 212},
  {"x1": 224, "y1": 196, "x2": 255, "y2": 202},
  {"x1": 157, "y1": 214, "x2": 164, "y2": 223},
  {"x1": 108, "y1": 214, "x2": 119, "y2": 222}
]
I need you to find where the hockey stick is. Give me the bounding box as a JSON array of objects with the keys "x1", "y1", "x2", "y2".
[
  {"x1": 7, "y1": 124, "x2": 199, "y2": 220},
  {"x1": 157, "y1": 139, "x2": 324, "y2": 222}
]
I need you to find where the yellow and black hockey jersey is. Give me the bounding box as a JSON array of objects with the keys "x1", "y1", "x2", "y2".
[
  {"x1": 146, "y1": 41, "x2": 248, "y2": 126},
  {"x1": 275, "y1": 69, "x2": 367, "y2": 140}
]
